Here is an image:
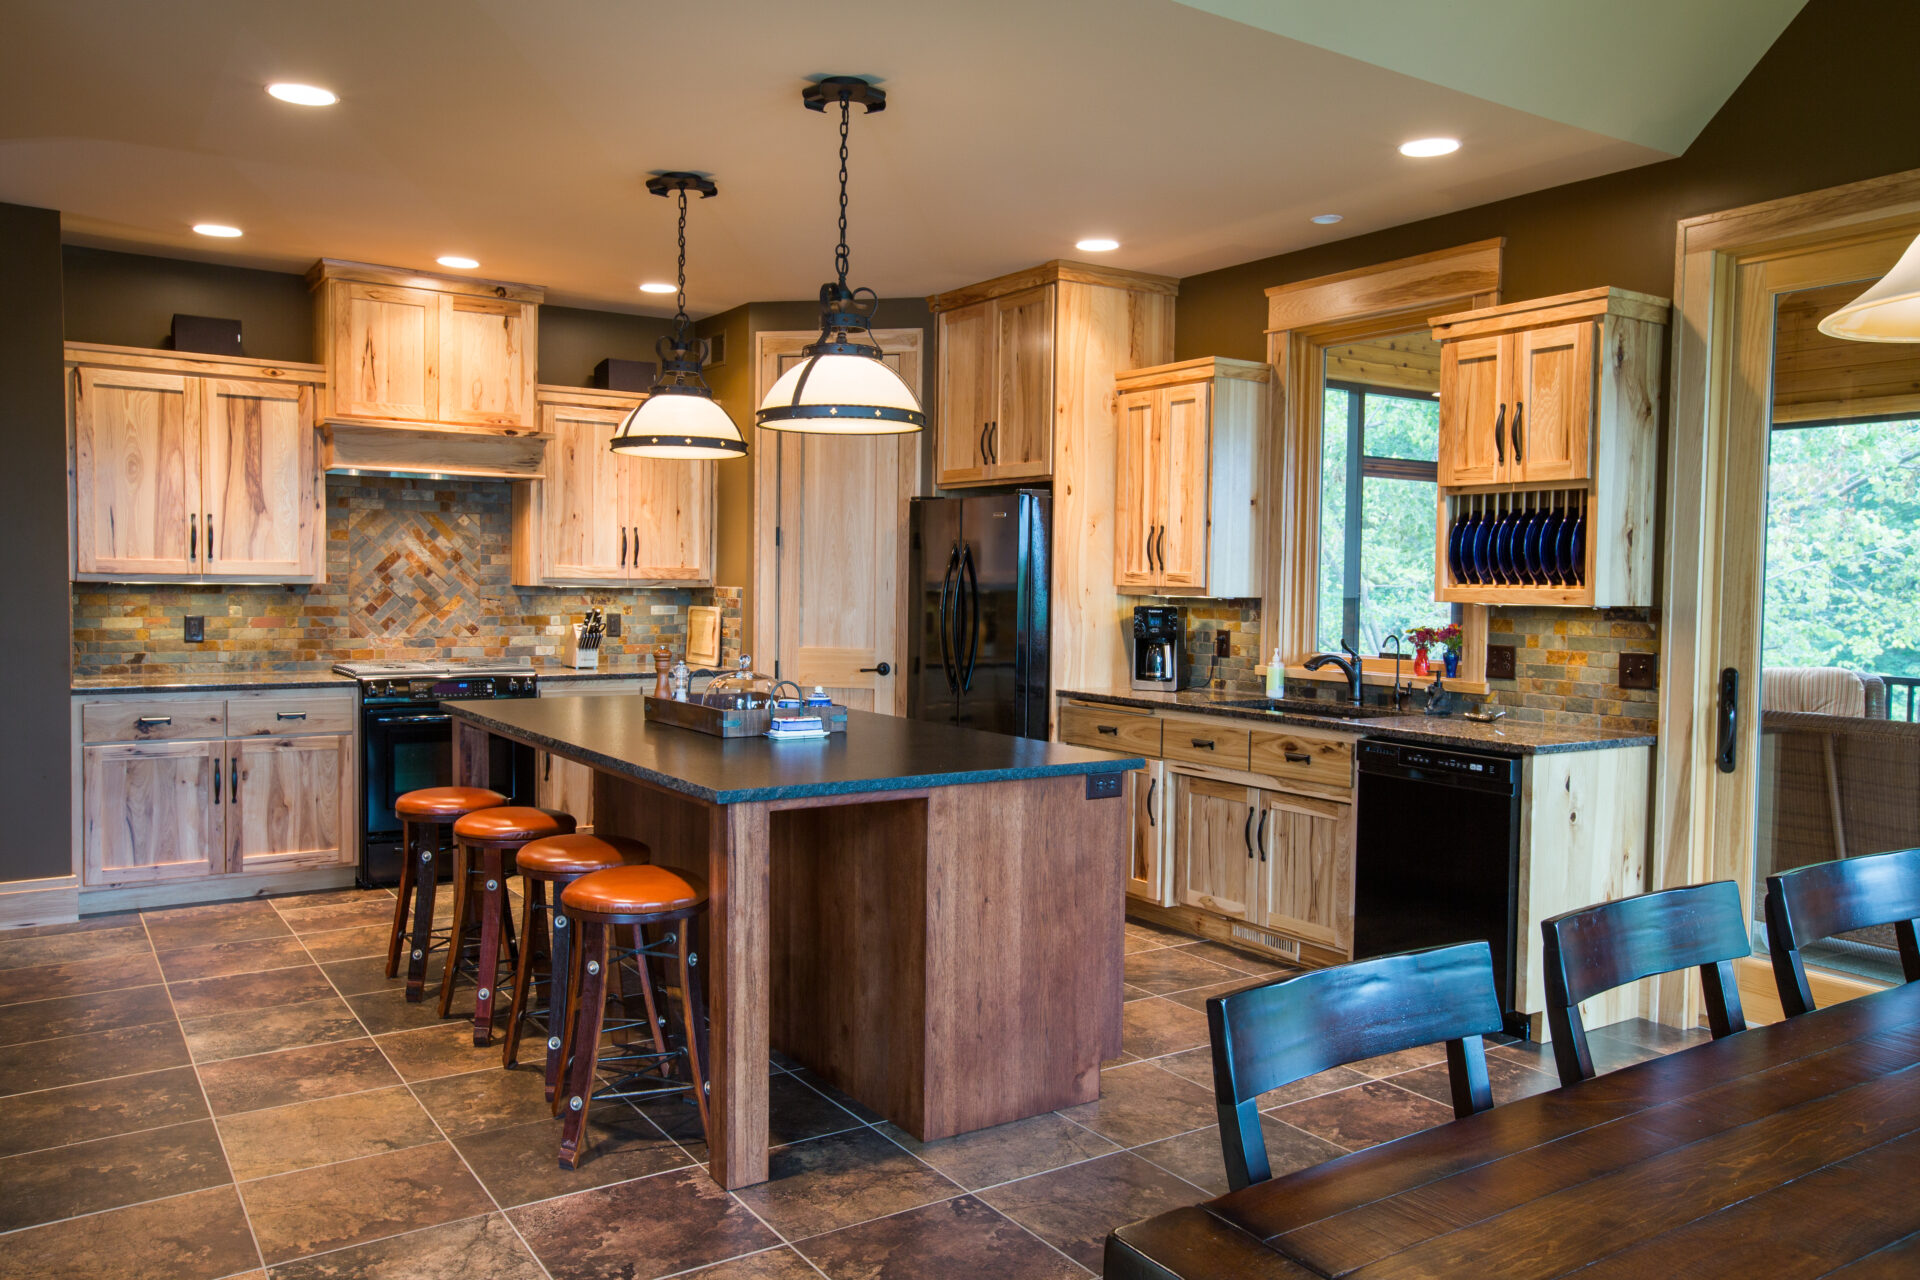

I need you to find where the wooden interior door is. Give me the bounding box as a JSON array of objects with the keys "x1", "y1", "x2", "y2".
[
  {"x1": 231, "y1": 736, "x2": 353, "y2": 872},
  {"x1": 1437, "y1": 334, "x2": 1507, "y2": 486},
  {"x1": 541, "y1": 403, "x2": 631, "y2": 583},
  {"x1": 202, "y1": 378, "x2": 316, "y2": 578},
  {"x1": 73, "y1": 366, "x2": 202, "y2": 577},
  {"x1": 628, "y1": 456, "x2": 713, "y2": 582},
  {"x1": 1113, "y1": 389, "x2": 1160, "y2": 589},
  {"x1": 936, "y1": 302, "x2": 993, "y2": 485},
  {"x1": 1154, "y1": 381, "x2": 1213, "y2": 592},
  {"x1": 331, "y1": 282, "x2": 438, "y2": 421},
  {"x1": 1127, "y1": 762, "x2": 1172, "y2": 905},
  {"x1": 1173, "y1": 774, "x2": 1257, "y2": 922},
  {"x1": 989, "y1": 285, "x2": 1056, "y2": 478},
  {"x1": 1255, "y1": 788, "x2": 1352, "y2": 950},
  {"x1": 756, "y1": 331, "x2": 923, "y2": 714},
  {"x1": 1509, "y1": 321, "x2": 1596, "y2": 483},
  {"x1": 81, "y1": 740, "x2": 223, "y2": 886},
  {"x1": 438, "y1": 294, "x2": 534, "y2": 429}
]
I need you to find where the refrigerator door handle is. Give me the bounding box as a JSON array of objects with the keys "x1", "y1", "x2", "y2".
[
  {"x1": 938, "y1": 542, "x2": 960, "y2": 694},
  {"x1": 959, "y1": 541, "x2": 980, "y2": 693}
]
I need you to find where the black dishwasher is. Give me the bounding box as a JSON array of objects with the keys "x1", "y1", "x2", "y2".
[{"x1": 1353, "y1": 738, "x2": 1528, "y2": 1037}]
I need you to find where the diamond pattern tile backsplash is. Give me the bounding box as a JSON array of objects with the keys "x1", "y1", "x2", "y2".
[{"x1": 72, "y1": 476, "x2": 743, "y2": 677}]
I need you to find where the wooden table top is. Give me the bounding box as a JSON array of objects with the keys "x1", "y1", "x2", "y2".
[{"x1": 1207, "y1": 981, "x2": 1920, "y2": 1278}]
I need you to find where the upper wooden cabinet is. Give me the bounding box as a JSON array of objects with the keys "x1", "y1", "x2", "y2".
[
  {"x1": 67, "y1": 344, "x2": 325, "y2": 584},
  {"x1": 511, "y1": 386, "x2": 716, "y2": 587},
  {"x1": 930, "y1": 262, "x2": 1177, "y2": 489},
  {"x1": 1430, "y1": 288, "x2": 1668, "y2": 608},
  {"x1": 1112, "y1": 358, "x2": 1268, "y2": 598}
]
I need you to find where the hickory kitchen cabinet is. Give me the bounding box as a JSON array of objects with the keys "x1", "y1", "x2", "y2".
[
  {"x1": 1113, "y1": 357, "x2": 1267, "y2": 597},
  {"x1": 511, "y1": 386, "x2": 716, "y2": 586},
  {"x1": 66, "y1": 344, "x2": 326, "y2": 584},
  {"x1": 532, "y1": 677, "x2": 648, "y2": 830}
]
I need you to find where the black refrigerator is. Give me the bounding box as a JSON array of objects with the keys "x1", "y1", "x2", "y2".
[{"x1": 908, "y1": 491, "x2": 1051, "y2": 740}]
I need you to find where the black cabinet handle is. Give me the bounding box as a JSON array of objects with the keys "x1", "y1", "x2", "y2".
[
  {"x1": 1716, "y1": 667, "x2": 1740, "y2": 774},
  {"x1": 1243, "y1": 807, "x2": 1254, "y2": 859},
  {"x1": 1096, "y1": 724, "x2": 1118, "y2": 736},
  {"x1": 1190, "y1": 738, "x2": 1215, "y2": 750},
  {"x1": 213, "y1": 756, "x2": 221, "y2": 805},
  {"x1": 1511, "y1": 402, "x2": 1525, "y2": 463},
  {"x1": 1284, "y1": 751, "x2": 1311, "y2": 765},
  {"x1": 207, "y1": 513, "x2": 215, "y2": 562},
  {"x1": 1256, "y1": 809, "x2": 1268, "y2": 862},
  {"x1": 620, "y1": 526, "x2": 627, "y2": 567},
  {"x1": 858, "y1": 661, "x2": 891, "y2": 676},
  {"x1": 544, "y1": 752, "x2": 552, "y2": 782},
  {"x1": 980, "y1": 422, "x2": 990, "y2": 464},
  {"x1": 135, "y1": 715, "x2": 173, "y2": 728},
  {"x1": 1155, "y1": 526, "x2": 1166, "y2": 571},
  {"x1": 1146, "y1": 776, "x2": 1156, "y2": 828},
  {"x1": 1145, "y1": 523, "x2": 1156, "y2": 573},
  {"x1": 229, "y1": 757, "x2": 239, "y2": 802},
  {"x1": 275, "y1": 711, "x2": 306, "y2": 721},
  {"x1": 1494, "y1": 403, "x2": 1507, "y2": 465},
  {"x1": 189, "y1": 513, "x2": 197, "y2": 562}
]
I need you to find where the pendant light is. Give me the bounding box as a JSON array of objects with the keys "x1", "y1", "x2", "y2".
[
  {"x1": 1819, "y1": 232, "x2": 1920, "y2": 342},
  {"x1": 609, "y1": 173, "x2": 747, "y2": 459},
  {"x1": 757, "y1": 77, "x2": 926, "y2": 435}
]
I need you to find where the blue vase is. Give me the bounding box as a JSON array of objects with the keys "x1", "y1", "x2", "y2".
[{"x1": 1443, "y1": 652, "x2": 1460, "y2": 678}]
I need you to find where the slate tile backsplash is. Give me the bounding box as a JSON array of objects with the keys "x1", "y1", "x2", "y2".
[{"x1": 73, "y1": 476, "x2": 738, "y2": 677}]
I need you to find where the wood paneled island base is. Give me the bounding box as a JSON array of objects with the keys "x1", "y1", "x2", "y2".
[{"x1": 447, "y1": 697, "x2": 1136, "y2": 1188}]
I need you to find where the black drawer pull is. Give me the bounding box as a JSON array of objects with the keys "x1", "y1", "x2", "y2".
[
  {"x1": 275, "y1": 711, "x2": 307, "y2": 721},
  {"x1": 1096, "y1": 725, "x2": 1118, "y2": 736},
  {"x1": 1284, "y1": 751, "x2": 1312, "y2": 765},
  {"x1": 135, "y1": 716, "x2": 173, "y2": 728},
  {"x1": 1190, "y1": 738, "x2": 1215, "y2": 750}
]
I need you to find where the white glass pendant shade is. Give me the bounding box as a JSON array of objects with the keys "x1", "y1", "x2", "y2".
[
  {"x1": 609, "y1": 391, "x2": 746, "y2": 459},
  {"x1": 756, "y1": 350, "x2": 925, "y2": 434},
  {"x1": 1820, "y1": 233, "x2": 1920, "y2": 342}
]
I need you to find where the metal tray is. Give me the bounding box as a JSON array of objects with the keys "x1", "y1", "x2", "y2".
[{"x1": 643, "y1": 695, "x2": 848, "y2": 738}]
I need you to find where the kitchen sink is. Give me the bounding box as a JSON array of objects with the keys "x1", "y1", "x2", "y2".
[{"x1": 1207, "y1": 697, "x2": 1407, "y2": 720}]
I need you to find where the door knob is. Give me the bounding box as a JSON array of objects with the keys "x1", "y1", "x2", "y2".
[{"x1": 859, "y1": 661, "x2": 892, "y2": 676}]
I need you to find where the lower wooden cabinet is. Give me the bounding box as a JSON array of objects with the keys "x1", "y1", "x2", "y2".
[
  {"x1": 534, "y1": 678, "x2": 647, "y2": 830},
  {"x1": 81, "y1": 740, "x2": 225, "y2": 886},
  {"x1": 231, "y1": 735, "x2": 354, "y2": 873},
  {"x1": 1126, "y1": 762, "x2": 1172, "y2": 905},
  {"x1": 1170, "y1": 771, "x2": 1354, "y2": 952}
]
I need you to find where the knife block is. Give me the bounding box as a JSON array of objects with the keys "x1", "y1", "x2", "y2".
[{"x1": 560, "y1": 624, "x2": 600, "y2": 670}]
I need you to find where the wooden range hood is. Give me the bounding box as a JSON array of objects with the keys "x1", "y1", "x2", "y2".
[{"x1": 309, "y1": 259, "x2": 549, "y2": 478}]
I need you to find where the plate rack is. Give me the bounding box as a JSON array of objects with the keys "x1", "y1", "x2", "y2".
[{"x1": 1436, "y1": 487, "x2": 1595, "y2": 606}]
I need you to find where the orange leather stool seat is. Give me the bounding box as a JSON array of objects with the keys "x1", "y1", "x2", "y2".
[
  {"x1": 563, "y1": 864, "x2": 708, "y2": 917},
  {"x1": 453, "y1": 806, "x2": 575, "y2": 845},
  {"x1": 395, "y1": 786, "x2": 507, "y2": 821},
  {"x1": 517, "y1": 834, "x2": 648, "y2": 878}
]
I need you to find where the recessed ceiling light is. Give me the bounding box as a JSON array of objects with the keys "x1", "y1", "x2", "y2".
[
  {"x1": 1311, "y1": 213, "x2": 1344, "y2": 225},
  {"x1": 1399, "y1": 137, "x2": 1460, "y2": 158},
  {"x1": 1075, "y1": 238, "x2": 1120, "y2": 252},
  {"x1": 192, "y1": 223, "x2": 243, "y2": 238},
  {"x1": 639, "y1": 281, "x2": 678, "y2": 294},
  {"x1": 436, "y1": 255, "x2": 479, "y2": 269},
  {"x1": 267, "y1": 83, "x2": 338, "y2": 107}
]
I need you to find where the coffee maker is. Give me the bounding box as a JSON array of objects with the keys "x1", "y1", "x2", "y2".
[{"x1": 1131, "y1": 606, "x2": 1185, "y2": 692}]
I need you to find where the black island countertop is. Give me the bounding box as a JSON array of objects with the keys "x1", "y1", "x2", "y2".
[{"x1": 445, "y1": 695, "x2": 1144, "y2": 805}]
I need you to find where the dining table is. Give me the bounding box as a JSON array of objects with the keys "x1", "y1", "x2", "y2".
[{"x1": 1107, "y1": 980, "x2": 1920, "y2": 1278}]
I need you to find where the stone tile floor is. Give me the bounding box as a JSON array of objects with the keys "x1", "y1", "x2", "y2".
[{"x1": 0, "y1": 893, "x2": 1708, "y2": 1279}]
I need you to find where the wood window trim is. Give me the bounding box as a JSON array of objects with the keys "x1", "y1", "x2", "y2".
[{"x1": 1259, "y1": 240, "x2": 1503, "y2": 695}]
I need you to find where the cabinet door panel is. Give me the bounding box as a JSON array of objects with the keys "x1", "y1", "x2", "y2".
[
  {"x1": 202, "y1": 379, "x2": 317, "y2": 578},
  {"x1": 936, "y1": 303, "x2": 994, "y2": 486},
  {"x1": 541, "y1": 404, "x2": 632, "y2": 582},
  {"x1": 536, "y1": 751, "x2": 598, "y2": 832},
  {"x1": 1114, "y1": 390, "x2": 1160, "y2": 589},
  {"x1": 439, "y1": 295, "x2": 535, "y2": 428},
  {"x1": 628, "y1": 457, "x2": 713, "y2": 582},
  {"x1": 73, "y1": 368, "x2": 201, "y2": 576},
  {"x1": 82, "y1": 741, "x2": 222, "y2": 886},
  {"x1": 232, "y1": 736, "x2": 353, "y2": 872},
  {"x1": 1256, "y1": 789, "x2": 1353, "y2": 951},
  {"x1": 1173, "y1": 774, "x2": 1257, "y2": 923},
  {"x1": 1510, "y1": 321, "x2": 1595, "y2": 483},
  {"x1": 989, "y1": 285, "x2": 1055, "y2": 479},
  {"x1": 332, "y1": 283, "x2": 438, "y2": 421},
  {"x1": 1437, "y1": 335, "x2": 1506, "y2": 486},
  {"x1": 1155, "y1": 383, "x2": 1212, "y2": 591},
  {"x1": 1127, "y1": 763, "x2": 1173, "y2": 905}
]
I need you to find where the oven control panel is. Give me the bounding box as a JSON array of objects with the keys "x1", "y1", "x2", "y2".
[{"x1": 361, "y1": 674, "x2": 538, "y2": 704}]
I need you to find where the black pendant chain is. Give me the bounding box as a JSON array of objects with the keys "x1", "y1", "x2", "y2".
[
  {"x1": 674, "y1": 186, "x2": 691, "y2": 340},
  {"x1": 835, "y1": 87, "x2": 851, "y2": 289}
]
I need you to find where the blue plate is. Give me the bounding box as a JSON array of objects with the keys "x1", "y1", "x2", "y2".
[
  {"x1": 1471, "y1": 513, "x2": 1494, "y2": 584},
  {"x1": 1569, "y1": 515, "x2": 1587, "y2": 586},
  {"x1": 1524, "y1": 510, "x2": 1548, "y2": 585},
  {"x1": 1447, "y1": 513, "x2": 1466, "y2": 584},
  {"x1": 1536, "y1": 509, "x2": 1564, "y2": 585},
  {"x1": 1554, "y1": 516, "x2": 1575, "y2": 584},
  {"x1": 1494, "y1": 512, "x2": 1516, "y2": 584},
  {"x1": 1461, "y1": 512, "x2": 1483, "y2": 584},
  {"x1": 1514, "y1": 510, "x2": 1538, "y2": 584}
]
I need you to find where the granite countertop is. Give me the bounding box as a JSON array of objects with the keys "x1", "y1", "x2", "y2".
[
  {"x1": 530, "y1": 659, "x2": 660, "y2": 681},
  {"x1": 73, "y1": 671, "x2": 356, "y2": 694},
  {"x1": 1059, "y1": 687, "x2": 1656, "y2": 755},
  {"x1": 445, "y1": 695, "x2": 1142, "y2": 805}
]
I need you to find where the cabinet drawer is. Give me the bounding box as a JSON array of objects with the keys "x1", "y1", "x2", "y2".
[
  {"x1": 1059, "y1": 704, "x2": 1162, "y2": 756},
  {"x1": 81, "y1": 700, "x2": 227, "y2": 743},
  {"x1": 227, "y1": 695, "x2": 356, "y2": 737},
  {"x1": 1249, "y1": 729, "x2": 1355, "y2": 794},
  {"x1": 1160, "y1": 716, "x2": 1252, "y2": 769}
]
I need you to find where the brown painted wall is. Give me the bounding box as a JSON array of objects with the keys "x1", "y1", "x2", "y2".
[{"x1": 1175, "y1": 0, "x2": 1920, "y2": 362}]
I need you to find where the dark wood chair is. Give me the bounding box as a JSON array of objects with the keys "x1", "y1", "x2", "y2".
[
  {"x1": 1764, "y1": 847, "x2": 1920, "y2": 1018},
  {"x1": 1205, "y1": 941, "x2": 1504, "y2": 1192},
  {"x1": 1540, "y1": 880, "x2": 1749, "y2": 1087}
]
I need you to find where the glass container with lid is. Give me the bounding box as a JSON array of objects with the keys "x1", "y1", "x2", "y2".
[{"x1": 695, "y1": 655, "x2": 799, "y2": 710}]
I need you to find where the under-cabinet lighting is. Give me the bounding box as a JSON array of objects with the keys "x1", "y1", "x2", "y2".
[
  {"x1": 1399, "y1": 137, "x2": 1460, "y2": 158},
  {"x1": 193, "y1": 224, "x2": 243, "y2": 237},
  {"x1": 436, "y1": 255, "x2": 480, "y2": 269},
  {"x1": 639, "y1": 282, "x2": 678, "y2": 294},
  {"x1": 267, "y1": 83, "x2": 338, "y2": 107},
  {"x1": 1311, "y1": 213, "x2": 1344, "y2": 225},
  {"x1": 1075, "y1": 237, "x2": 1120, "y2": 252}
]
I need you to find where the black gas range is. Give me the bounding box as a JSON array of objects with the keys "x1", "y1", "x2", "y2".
[{"x1": 333, "y1": 660, "x2": 540, "y2": 887}]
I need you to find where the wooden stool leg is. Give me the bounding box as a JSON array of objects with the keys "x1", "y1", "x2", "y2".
[
  {"x1": 627, "y1": 922, "x2": 670, "y2": 1059},
  {"x1": 502, "y1": 877, "x2": 546, "y2": 1069},
  {"x1": 558, "y1": 921, "x2": 609, "y2": 1169},
  {"x1": 404, "y1": 823, "x2": 442, "y2": 1002},
  {"x1": 677, "y1": 923, "x2": 712, "y2": 1142},
  {"x1": 386, "y1": 820, "x2": 415, "y2": 978},
  {"x1": 437, "y1": 843, "x2": 474, "y2": 1018},
  {"x1": 472, "y1": 848, "x2": 507, "y2": 1046},
  {"x1": 544, "y1": 893, "x2": 574, "y2": 1105}
]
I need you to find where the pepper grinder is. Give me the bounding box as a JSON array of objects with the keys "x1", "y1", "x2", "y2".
[{"x1": 652, "y1": 643, "x2": 674, "y2": 698}]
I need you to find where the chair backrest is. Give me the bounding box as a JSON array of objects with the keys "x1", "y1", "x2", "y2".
[
  {"x1": 1540, "y1": 880, "x2": 1750, "y2": 1087},
  {"x1": 1765, "y1": 847, "x2": 1920, "y2": 1017},
  {"x1": 1205, "y1": 942, "x2": 1504, "y2": 1191}
]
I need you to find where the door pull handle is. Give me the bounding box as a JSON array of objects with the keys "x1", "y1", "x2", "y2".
[
  {"x1": 1284, "y1": 751, "x2": 1312, "y2": 765},
  {"x1": 1256, "y1": 810, "x2": 1268, "y2": 862},
  {"x1": 206, "y1": 514, "x2": 215, "y2": 562},
  {"x1": 213, "y1": 756, "x2": 222, "y2": 805},
  {"x1": 1243, "y1": 807, "x2": 1254, "y2": 859},
  {"x1": 1190, "y1": 738, "x2": 1215, "y2": 750},
  {"x1": 1145, "y1": 523, "x2": 1156, "y2": 573},
  {"x1": 1511, "y1": 402, "x2": 1524, "y2": 463},
  {"x1": 980, "y1": 422, "x2": 990, "y2": 464},
  {"x1": 1146, "y1": 776, "x2": 1157, "y2": 828},
  {"x1": 1096, "y1": 724, "x2": 1118, "y2": 736},
  {"x1": 1716, "y1": 667, "x2": 1740, "y2": 774},
  {"x1": 620, "y1": 526, "x2": 627, "y2": 567},
  {"x1": 189, "y1": 513, "x2": 197, "y2": 563},
  {"x1": 1155, "y1": 526, "x2": 1166, "y2": 571},
  {"x1": 1494, "y1": 403, "x2": 1507, "y2": 466},
  {"x1": 858, "y1": 662, "x2": 892, "y2": 676},
  {"x1": 229, "y1": 757, "x2": 239, "y2": 802},
  {"x1": 275, "y1": 711, "x2": 307, "y2": 721},
  {"x1": 135, "y1": 716, "x2": 173, "y2": 728}
]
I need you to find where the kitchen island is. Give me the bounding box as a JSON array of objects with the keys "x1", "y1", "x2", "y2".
[{"x1": 444, "y1": 695, "x2": 1141, "y2": 1189}]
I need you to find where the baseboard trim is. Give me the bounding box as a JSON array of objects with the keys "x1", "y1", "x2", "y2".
[
  {"x1": 80, "y1": 866, "x2": 358, "y2": 916},
  {"x1": 0, "y1": 876, "x2": 82, "y2": 931},
  {"x1": 1736, "y1": 954, "x2": 1887, "y2": 1024}
]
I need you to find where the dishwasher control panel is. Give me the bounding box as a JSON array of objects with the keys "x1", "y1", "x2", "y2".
[{"x1": 1357, "y1": 740, "x2": 1518, "y2": 792}]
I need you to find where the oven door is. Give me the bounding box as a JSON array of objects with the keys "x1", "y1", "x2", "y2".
[{"x1": 359, "y1": 703, "x2": 537, "y2": 887}]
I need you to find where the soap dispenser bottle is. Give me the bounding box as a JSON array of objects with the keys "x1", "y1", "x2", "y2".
[{"x1": 1266, "y1": 649, "x2": 1286, "y2": 700}]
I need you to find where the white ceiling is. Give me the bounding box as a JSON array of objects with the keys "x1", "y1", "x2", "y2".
[{"x1": 0, "y1": 0, "x2": 1801, "y2": 316}]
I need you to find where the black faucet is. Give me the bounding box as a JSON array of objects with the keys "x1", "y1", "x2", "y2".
[{"x1": 1304, "y1": 639, "x2": 1365, "y2": 707}]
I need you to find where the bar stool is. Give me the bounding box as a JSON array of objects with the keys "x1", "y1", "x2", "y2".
[
  {"x1": 501, "y1": 832, "x2": 651, "y2": 1098},
  {"x1": 555, "y1": 864, "x2": 711, "y2": 1170},
  {"x1": 441, "y1": 805, "x2": 576, "y2": 1045},
  {"x1": 386, "y1": 786, "x2": 508, "y2": 1002}
]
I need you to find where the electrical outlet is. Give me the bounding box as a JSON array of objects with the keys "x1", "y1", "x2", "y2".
[
  {"x1": 184, "y1": 615, "x2": 204, "y2": 643},
  {"x1": 1485, "y1": 644, "x2": 1516, "y2": 680},
  {"x1": 1086, "y1": 772, "x2": 1124, "y2": 799},
  {"x1": 1620, "y1": 652, "x2": 1657, "y2": 690},
  {"x1": 1215, "y1": 630, "x2": 1232, "y2": 658},
  {"x1": 605, "y1": 612, "x2": 621, "y2": 638}
]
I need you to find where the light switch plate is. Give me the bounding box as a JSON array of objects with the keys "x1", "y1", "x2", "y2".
[
  {"x1": 1485, "y1": 644, "x2": 1516, "y2": 680},
  {"x1": 605, "y1": 612, "x2": 621, "y2": 638},
  {"x1": 184, "y1": 615, "x2": 204, "y2": 643},
  {"x1": 1620, "y1": 652, "x2": 1657, "y2": 690}
]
